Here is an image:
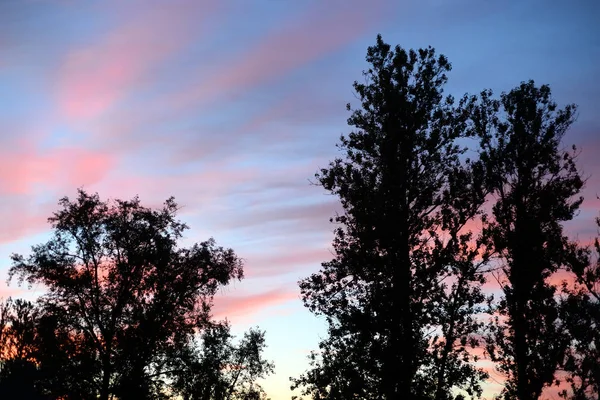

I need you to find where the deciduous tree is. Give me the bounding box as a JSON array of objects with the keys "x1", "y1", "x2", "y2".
[
  {"x1": 173, "y1": 321, "x2": 274, "y2": 400},
  {"x1": 5, "y1": 190, "x2": 272, "y2": 400}
]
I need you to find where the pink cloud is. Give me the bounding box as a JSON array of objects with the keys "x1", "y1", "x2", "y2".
[
  {"x1": 0, "y1": 284, "x2": 29, "y2": 300},
  {"x1": 0, "y1": 146, "x2": 114, "y2": 196},
  {"x1": 0, "y1": 140, "x2": 115, "y2": 245},
  {"x1": 0, "y1": 158, "x2": 262, "y2": 248},
  {"x1": 56, "y1": 1, "x2": 217, "y2": 121},
  {"x1": 82, "y1": 61, "x2": 350, "y2": 166},
  {"x1": 171, "y1": 0, "x2": 390, "y2": 110},
  {"x1": 212, "y1": 288, "x2": 297, "y2": 322},
  {"x1": 0, "y1": 199, "x2": 54, "y2": 245},
  {"x1": 65, "y1": 0, "x2": 390, "y2": 165},
  {"x1": 88, "y1": 162, "x2": 259, "y2": 210},
  {"x1": 243, "y1": 247, "x2": 333, "y2": 278},
  {"x1": 218, "y1": 200, "x2": 339, "y2": 231},
  {"x1": 165, "y1": 96, "x2": 302, "y2": 166},
  {"x1": 545, "y1": 269, "x2": 579, "y2": 291},
  {"x1": 60, "y1": 0, "x2": 391, "y2": 164}
]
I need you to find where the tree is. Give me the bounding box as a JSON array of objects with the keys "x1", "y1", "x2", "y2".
[
  {"x1": 474, "y1": 81, "x2": 584, "y2": 400},
  {"x1": 0, "y1": 298, "x2": 38, "y2": 365},
  {"x1": 0, "y1": 298, "x2": 48, "y2": 399},
  {"x1": 292, "y1": 35, "x2": 488, "y2": 400},
  {"x1": 6, "y1": 189, "x2": 272, "y2": 400},
  {"x1": 559, "y1": 207, "x2": 600, "y2": 400},
  {"x1": 172, "y1": 321, "x2": 274, "y2": 400}
]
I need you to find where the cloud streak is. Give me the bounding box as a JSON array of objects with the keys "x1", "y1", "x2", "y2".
[
  {"x1": 56, "y1": 1, "x2": 218, "y2": 121},
  {"x1": 169, "y1": 0, "x2": 390, "y2": 110},
  {"x1": 212, "y1": 288, "x2": 298, "y2": 324},
  {"x1": 0, "y1": 145, "x2": 114, "y2": 196}
]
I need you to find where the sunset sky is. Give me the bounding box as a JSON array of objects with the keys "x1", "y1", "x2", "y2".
[{"x1": 1, "y1": 0, "x2": 599, "y2": 398}]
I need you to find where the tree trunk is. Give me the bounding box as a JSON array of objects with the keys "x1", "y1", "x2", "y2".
[
  {"x1": 100, "y1": 347, "x2": 111, "y2": 400},
  {"x1": 513, "y1": 302, "x2": 531, "y2": 400},
  {"x1": 394, "y1": 182, "x2": 414, "y2": 400}
]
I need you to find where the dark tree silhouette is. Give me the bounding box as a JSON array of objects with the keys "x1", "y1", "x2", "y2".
[
  {"x1": 0, "y1": 298, "x2": 38, "y2": 365},
  {"x1": 559, "y1": 207, "x2": 600, "y2": 400},
  {"x1": 473, "y1": 81, "x2": 584, "y2": 400},
  {"x1": 172, "y1": 321, "x2": 274, "y2": 400},
  {"x1": 0, "y1": 298, "x2": 47, "y2": 399},
  {"x1": 291, "y1": 35, "x2": 488, "y2": 400},
  {"x1": 4, "y1": 189, "x2": 273, "y2": 400}
]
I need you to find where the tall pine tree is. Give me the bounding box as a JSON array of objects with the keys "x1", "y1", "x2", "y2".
[
  {"x1": 559, "y1": 206, "x2": 600, "y2": 400},
  {"x1": 475, "y1": 81, "x2": 584, "y2": 400},
  {"x1": 292, "y1": 35, "x2": 488, "y2": 400}
]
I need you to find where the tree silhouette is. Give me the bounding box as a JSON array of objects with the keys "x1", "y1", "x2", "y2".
[
  {"x1": 4, "y1": 189, "x2": 273, "y2": 400},
  {"x1": 473, "y1": 81, "x2": 584, "y2": 400},
  {"x1": 559, "y1": 207, "x2": 600, "y2": 400},
  {"x1": 0, "y1": 298, "x2": 47, "y2": 399},
  {"x1": 172, "y1": 321, "x2": 274, "y2": 400},
  {"x1": 292, "y1": 35, "x2": 488, "y2": 400}
]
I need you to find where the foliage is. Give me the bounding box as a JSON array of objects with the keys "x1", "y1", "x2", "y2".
[
  {"x1": 1, "y1": 190, "x2": 273, "y2": 400},
  {"x1": 292, "y1": 35, "x2": 488, "y2": 400},
  {"x1": 559, "y1": 208, "x2": 600, "y2": 400},
  {"x1": 0, "y1": 298, "x2": 47, "y2": 399},
  {"x1": 173, "y1": 321, "x2": 274, "y2": 400},
  {"x1": 473, "y1": 81, "x2": 584, "y2": 400}
]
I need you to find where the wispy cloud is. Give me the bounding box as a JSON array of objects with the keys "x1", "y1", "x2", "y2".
[
  {"x1": 56, "y1": 1, "x2": 218, "y2": 121},
  {"x1": 243, "y1": 247, "x2": 333, "y2": 279},
  {"x1": 212, "y1": 288, "x2": 298, "y2": 323},
  {"x1": 168, "y1": 0, "x2": 390, "y2": 110},
  {"x1": 0, "y1": 145, "x2": 114, "y2": 196}
]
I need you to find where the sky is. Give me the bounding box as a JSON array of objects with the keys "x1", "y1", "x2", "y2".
[{"x1": 0, "y1": 0, "x2": 599, "y2": 398}]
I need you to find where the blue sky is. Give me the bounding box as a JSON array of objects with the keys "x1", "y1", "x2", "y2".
[{"x1": 0, "y1": 0, "x2": 599, "y2": 398}]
